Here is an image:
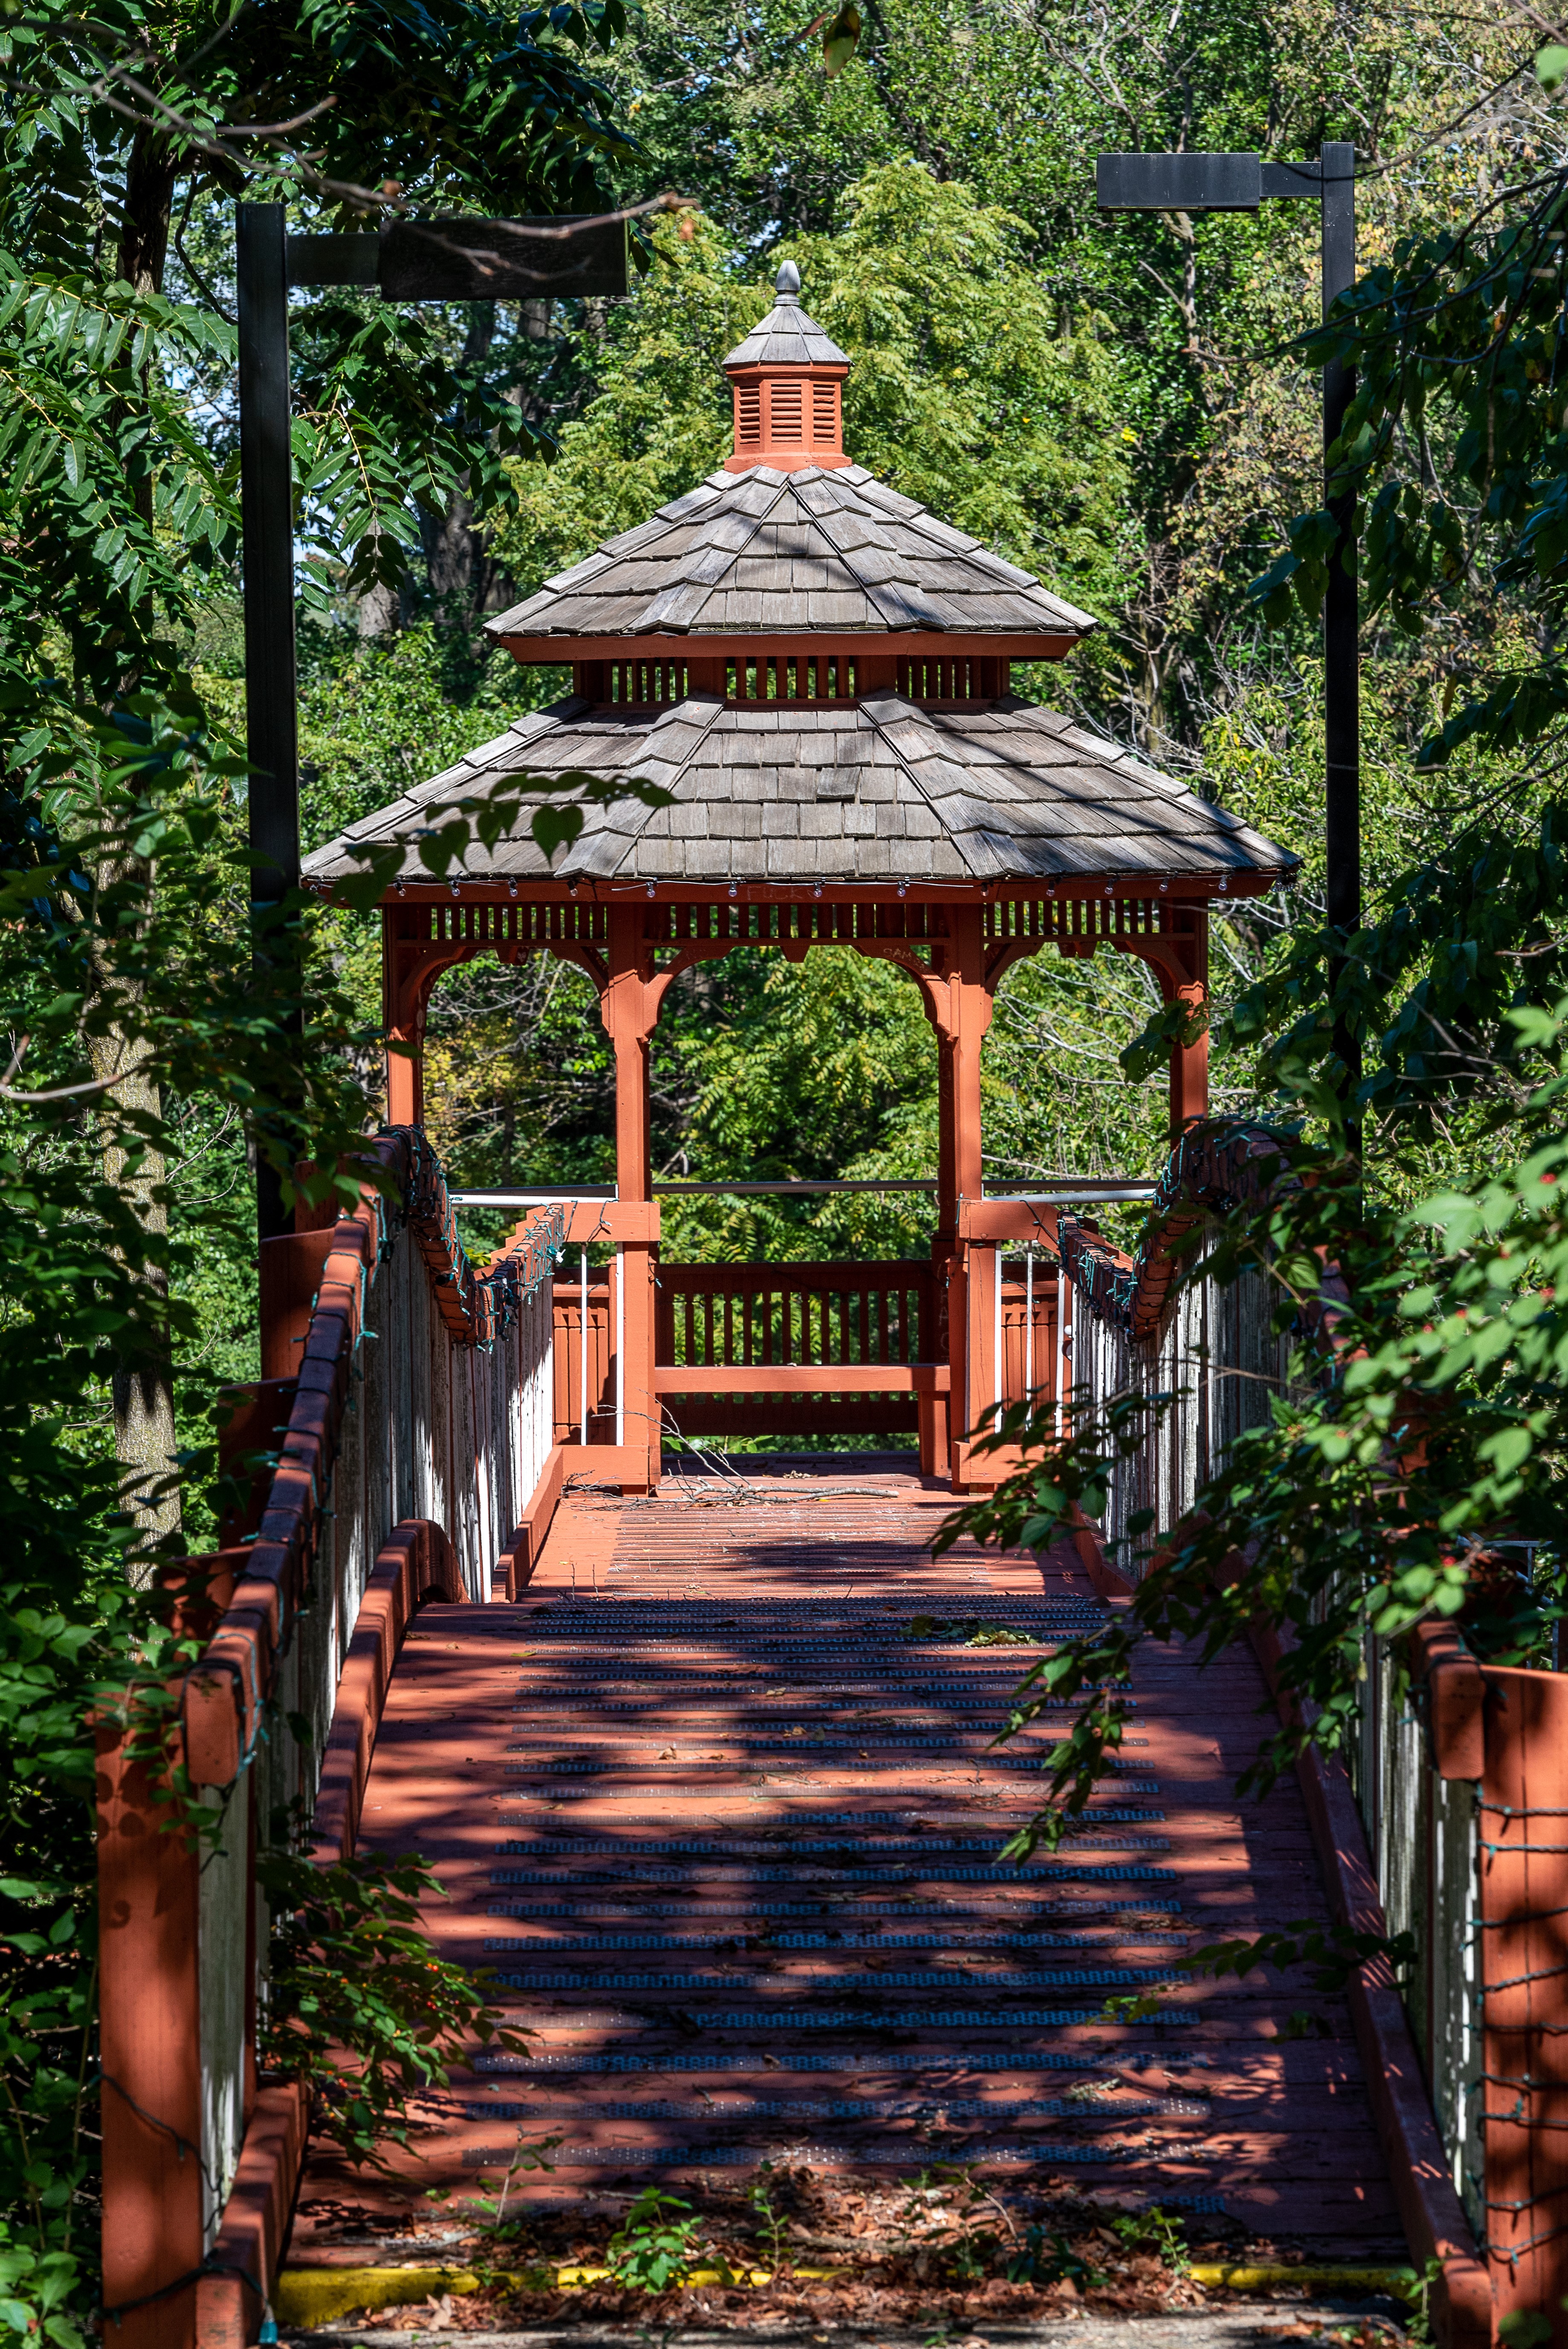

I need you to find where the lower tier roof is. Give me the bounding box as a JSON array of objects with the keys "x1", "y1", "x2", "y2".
[{"x1": 301, "y1": 691, "x2": 1294, "y2": 891}]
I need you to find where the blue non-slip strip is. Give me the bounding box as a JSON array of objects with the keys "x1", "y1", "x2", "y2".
[
  {"x1": 507, "y1": 1738, "x2": 1151, "y2": 1759},
  {"x1": 485, "y1": 1900, "x2": 1186, "y2": 1921},
  {"x1": 465, "y1": 2098, "x2": 1198, "y2": 2121},
  {"x1": 496, "y1": 1805, "x2": 1159, "y2": 1828},
  {"x1": 480, "y1": 1931, "x2": 1189, "y2": 1951},
  {"x1": 538, "y1": 1676, "x2": 1104, "y2": 1690},
  {"x1": 510, "y1": 1646, "x2": 1079, "y2": 1658},
  {"x1": 506, "y1": 1766, "x2": 1155, "y2": 1785},
  {"x1": 486, "y1": 1969, "x2": 1181, "y2": 1992},
  {"x1": 488, "y1": 2007, "x2": 1196, "y2": 2029},
  {"x1": 489, "y1": 1863, "x2": 1179, "y2": 1883},
  {"x1": 472, "y1": 2050, "x2": 1188, "y2": 2074},
  {"x1": 493, "y1": 1835, "x2": 1145, "y2": 1857}
]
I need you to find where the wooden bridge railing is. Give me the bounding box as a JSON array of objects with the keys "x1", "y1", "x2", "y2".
[
  {"x1": 1049, "y1": 1120, "x2": 1568, "y2": 2349},
  {"x1": 96, "y1": 1131, "x2": 564, "y2": 2349}
]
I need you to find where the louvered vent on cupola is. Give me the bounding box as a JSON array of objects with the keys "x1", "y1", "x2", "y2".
[{"x1": 722, "y1": 260, "x2": 852, "y2": 475}]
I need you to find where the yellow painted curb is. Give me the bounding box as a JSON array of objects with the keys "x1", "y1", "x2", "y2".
[
  {"x1": 1190, "y1": 2265, "x2": 1419, "y2": 2300},
  {"x1": 275, "y1": 2268, "x2": 480, "y2": 2324},
  {"x1": 275, "y1": 2260, "x2": 837, "y2": 2321}
]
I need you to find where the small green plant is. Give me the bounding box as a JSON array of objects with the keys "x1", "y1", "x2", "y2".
[
  {"x1": 748, "y1": 2162, "x2": 791, "y2": 2269},
  {"x1": 1108, "y1": 2206, "x2": 1189, "y2": 2275},
  {"x1": 1497, "y1": 2316, "x2": 1554, "y2": 2349},
  {"x1": 0, "y1": 2233, "x2": 89, "y2": 2347},
  {"x1": 1005, "y1": 2224, "x2": 1105, "y2": 2290},
  {"x1": 604, "y1": 2189, "x2": 705, "y2": 2293},
  {"x1": 1401, "y1": 2254, "x2": 1445, "y2": 2349},
  {"x1": 259, "y1": 1816, "x2": 529, "y2": 2167},
  {"x1": 1274, "y1": 2010, "x2": 1334, "y2": 2041},
  {"x1": 948, "y1": 2230, "x2": 1003, "y2": 2282},
  {"x1": 461, "y1": 2129, "x2": 563, "y2": 2253},
  {"x1": 1098, "y1": 1990, "x2": 1169, "y2": 2024}
]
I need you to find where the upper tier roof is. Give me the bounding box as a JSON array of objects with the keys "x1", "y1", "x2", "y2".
[
  {"x1": 483, "y1": 463, "x2": 1097, "y2": 648},
  {"x1": 722, "y1": 260, "x2": 850, "y2": 369},
  {"x1": 301, "y1": 690, "x2": 1293, "y2": 891}
]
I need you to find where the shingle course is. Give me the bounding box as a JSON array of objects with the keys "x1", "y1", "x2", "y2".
[
  {"x1": 485, "y1": 467, "x2": 1096, "y2": 645},
  {"x1": 302, "y1": 691, "x2": 1293, "y2": 892}
]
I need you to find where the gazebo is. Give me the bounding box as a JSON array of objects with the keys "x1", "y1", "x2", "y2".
[{"x1": 303, "y1": 260, "x2": 1291, "y2": 1493}]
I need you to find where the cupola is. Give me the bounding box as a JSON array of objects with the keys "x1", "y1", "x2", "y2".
[{"x1": 722, "y1": 260, "x2": 852, "y2": 474}]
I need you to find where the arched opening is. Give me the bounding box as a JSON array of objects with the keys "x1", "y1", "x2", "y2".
[
  {"x1": 650, "y1": 941, "x2": 941, "y2": 1459},
  {"x1": 983, "y1": 946, "x2": 1173, "y2": 1225}
]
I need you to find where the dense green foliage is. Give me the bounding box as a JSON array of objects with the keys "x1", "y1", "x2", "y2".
[
  {"x1": 0, "y1": 0, "x2": 639, "y2": 2323},
  {"x1": 6, "y1": 0, "x2": 1568, "y2": 2310},
  {"x1": 261, "y1": 1835, "x2": 528, "y2": 2164}
]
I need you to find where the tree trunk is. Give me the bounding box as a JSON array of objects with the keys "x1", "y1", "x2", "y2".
[
  {"x1": 90, "y1": 1027, "x2": 182, "y2": 1579},
  {"x1": 118, "y1": 131, "x2": 176, "y2": 297},
  {"x1": 419, "y1": 303, "x2": 513, "y2": 630},
  {"x1": 98, "y1": 142, "x2": 183, "y2": 1577}
]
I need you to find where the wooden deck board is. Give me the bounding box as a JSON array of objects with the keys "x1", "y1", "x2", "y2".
[{"x1": 294, "y1": 1464, "x2": 1407, "y2": 2256}]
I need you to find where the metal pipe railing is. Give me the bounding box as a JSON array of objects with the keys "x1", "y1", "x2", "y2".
[{"x1": 448, "y1": 1180, "x2": 1160, "y2": 1205}]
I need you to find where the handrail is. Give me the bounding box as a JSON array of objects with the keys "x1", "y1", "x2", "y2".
[
  {"x1": 1061, "y1": 1119, "x2": 1496, "y2": 2343},
  {"x1": 1056, "y1": 1120, "x2": 1290, "y2": 1346},
  {"x1": 100, "y1": 1129, "x2": 567, "y2": 2349},
  {"x1": 182, "y1": 1129, "x2": 562, "y2": 1785}
]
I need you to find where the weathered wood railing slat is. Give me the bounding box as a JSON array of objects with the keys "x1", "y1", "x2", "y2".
[
  {"x1": 98, "y1": 1132, "x2": 564, "y2": 2349},
  {"x1": 1056, "y1": 1122, "x2": 1535, "y2": 2344}
]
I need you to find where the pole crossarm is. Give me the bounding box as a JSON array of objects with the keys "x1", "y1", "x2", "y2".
[
  {"x1": 284, "y1": 214, "x2": 630, "y2": 300},
  {"x1": 1095, "y1": 151, "x2": 1331, "y2": 211},
  {"x1": 235, "y1": 204, "x2": 630, "y2": 1243}
]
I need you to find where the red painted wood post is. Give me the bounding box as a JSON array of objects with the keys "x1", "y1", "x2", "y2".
[
  {"x1": 1168, "y1": 903, "x2": 1209, "y2": 1134},
  {"x1": 97, "y1": 1719, "x2": 204, "y2": 2349},
  {"x1": 925, "y1": 1032, "x2": 958, "y2": 1478},
  {"x1": 600, "y1": 906, "x2": 661, "y2": 1490},
  {"x1": 620, "y1": 1241, "x2": 660, "y2": 1491},
  {"x1": 603, "y1": 905, "x2": 654, "y2": 1204},
  {"x1": 382, "y1": 903, "x2": 424, "y2": 1125},
  {"x1": 1482, "y1": 1663, "x2": 1568, "y2": 2341},
  {"x1": 943, "y1": 907, "x2": 995, "y2": 1490}
]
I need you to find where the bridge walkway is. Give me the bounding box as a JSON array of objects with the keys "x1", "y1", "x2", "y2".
[{"x1": 290, "y1": 1457, "x2": 1402, "y2": 2259}]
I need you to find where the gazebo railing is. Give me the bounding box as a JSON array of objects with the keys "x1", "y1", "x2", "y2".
[{"x1": 654, "y1": 1260, "x2": 938, "y2": 1444}]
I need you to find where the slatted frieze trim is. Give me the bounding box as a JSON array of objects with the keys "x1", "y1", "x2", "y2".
[
  {"x1": 983, "y1": 895, "x2": 1170, "y2": 954},
  {"x1": 607, "y1": 659, "x2": 689, "y2": 707},
  {"x1": 392, "y1": 898, "x2": 612, "y2": 949},
  {"x1": 726, "y1": 652, "x2": 858, "y2": 705},
  {"x1": 897, "y1": 653, "x2": 1010, "y2": 703},
  {"x1": 645, "y1": 899, "x2": 953, "y2": 950}
]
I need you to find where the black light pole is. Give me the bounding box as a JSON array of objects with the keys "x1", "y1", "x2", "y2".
[
  {"x1": 236, "y1": 205, "x2": 301, "y2": 1246},
  {"x1": 1096, "y1": 145, "x2": 1360, "y2": 1105},
  {"x1": 234, "y1": 205, "x2": 631, "y2": 1246}
]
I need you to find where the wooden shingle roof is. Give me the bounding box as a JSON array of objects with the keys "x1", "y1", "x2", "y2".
[
  {"x1": 483, "y1": 465, "x2": 1096, "y2": 647},
  {"x1": 722, "y1": 264, "x2": 850, "y2": 369},
  {"x1": 301, "y1": 691, "x2": 1293, "y2": 890}
]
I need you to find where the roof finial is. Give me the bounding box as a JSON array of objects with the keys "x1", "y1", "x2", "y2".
[{"x1": 775, "y1": 258, "x2": 801, "y2": 300}]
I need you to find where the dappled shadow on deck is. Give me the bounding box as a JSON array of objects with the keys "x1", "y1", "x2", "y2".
[{"x1": 292, "y1": 1459, "x2": 1403, "y2": 2259}]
